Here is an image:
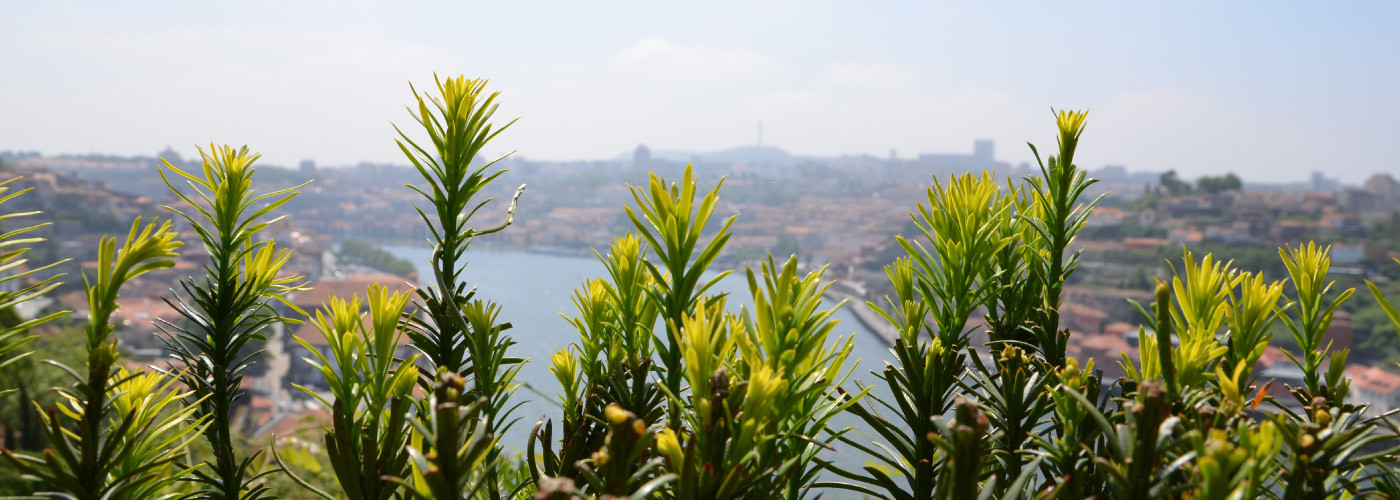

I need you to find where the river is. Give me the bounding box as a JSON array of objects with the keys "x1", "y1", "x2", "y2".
[{"x1": 385, "y1": 246, "x2": 895, "y2": 482}]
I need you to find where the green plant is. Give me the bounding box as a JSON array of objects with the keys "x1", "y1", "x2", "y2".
[
  {"x1": 1222, "y1": 269, "x2": 1285, "y2": 387},
  {"x1": 1023, "y1": 110, "x2": 1103, "y2": 365},
  {"x1": 13, "y1": 77, "x2": 1400, "y2": 500},
  {"x1": 926, "y1": 398, "x2": 994, "y2": 500},
  {"x1": 530, "y1": 234, "x2": 664, "y2": 484},
  {"x1": 398, "y1": 370, "x2": 499, "y2": 499},
  {"x1": 983, "y1": 179, "x2": 1040, "y2": 348},
  {"x1": 277, "y1": 284, "x2": 420, "y2": 500},
  {"x1": 1187, "y1": 421, "x2": 1279, "y2": 500},
  {"x1": 396, "y1": 74, "x2": 523, "y2": 380},
  {"x1": 733, "y1": 255, "x2": 863, "y2": 499},
  {"x1": 827, "y1": 112, "x2": 1100, "y2": 500},
  {"x1": 897, "y1": 171, "x2": 1010, "y2": 348},
  {"x1": 824, "y1": 257, "x2": 966, "y2": 500},
  {"x1": 624, "y1": 165, "x2": 734, "y2": 430},
  {"x1": 1122, "y1": 251, "x2": 1235, "y2": 400},
  {"x1": 2, "y1": 219, "x2": 209, "y2": 500},
  {"x1": 964, "y1": 343, "x2": 1051, "y2": 493},
  {"x1": 158, "y1": 145, "x2": 307, "y2": 500},
  {"x1": 396, "y1": 75, "x2": 526, "y2": 499},
  {"x1": 567, "y1": 404, "x2": 673, "y2": 499},
  {"x1": 527, "y1": 165, "x2": 745, "y2": 494},
  {"x1": 1063, "y1": 382, "x2": 1186, "y2": 500},
  {"x1": 654, "y1": 297, "x2": 790, "y2": 500},
  {"x1": 1277, "y1": 242, "x2": 1355, "y2": 411},
  {"x1": 1033, "y1": 356, "x2": 1106, "y2": 498},
  {"x1": 0, "y1": 176, "x2": 67, "y2": 397}
]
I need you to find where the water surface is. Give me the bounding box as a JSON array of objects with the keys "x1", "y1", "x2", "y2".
[{"x1": 386, "y1": 246, "x2": 895, "y2": 480}]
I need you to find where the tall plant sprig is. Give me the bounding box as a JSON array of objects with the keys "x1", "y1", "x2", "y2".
[
  {"x1": 984, "y1": 178, "x2": 1043, "y2": 347},
  {"x1": 0, "y1": 176, "x2": 68, "y2": 397},
  {"x1": 276, "y1": 284, "x2": 421, "y2": 500},
  {"x1": 1023, "y1": 109, "x2": 1102, "y2": 366},
  {"x1": 1222, "y1": 270, "x2": 1284, "y2": 387},
  {"x1": 592, "y1": 234, "x2": 666, "y2": 424},
  {"x1": 625, "y1": 164, "x2": 735, "y2": 427},
  {"x1": 897, "y1": 170, "x2": 1011, "y2": 347},
  {"x1": 396, "y1": 74, "x2": 527, "y2": 499},
  {"x1": 396, "y1": 74, "x2": 525, "y2": 380},
  {"x1": 825, "y1": 179, "x2": 999, "y2": 499},
  {"x1": 736, "y1": 254, "x2": 864, "y2": 500},
  {"x1": 654, "y1": 298, "x2": 798, "y2": 500},
  {"x1": 1277, "y1": 241, "x2": 1354, "y2": 409},
  {"x1": 3, "y1": 218, "x2": 209, "y2": 500},
  {"x1": 531, "y1": 281, "x2": 614, "y2": 485},
  {"x1": 1123, "y1": 250, "x2": 1233, "y2": 398},
  {"x1": 529, "y1": 234, "x2": 663, "y2": 486},
  {"x1": 157, "y1": 144, "x2": 308, "y2": 500}
]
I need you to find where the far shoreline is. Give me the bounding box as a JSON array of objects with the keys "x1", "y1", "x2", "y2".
[{"x1": 370, "y1": 240, "x2": 899, "y2": 348}]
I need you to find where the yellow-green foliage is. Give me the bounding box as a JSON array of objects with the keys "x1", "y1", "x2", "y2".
[
  {"x1": 11, "y1": 79, "x2": 1400, "y2": 500},
  {"x1": 3, "y1": 219, "x2": 208, "y2": 500}
]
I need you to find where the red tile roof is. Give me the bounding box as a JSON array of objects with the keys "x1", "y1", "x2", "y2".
[{"x1": 1347, "y1": 364, "x2": 1400, "y2": 395}]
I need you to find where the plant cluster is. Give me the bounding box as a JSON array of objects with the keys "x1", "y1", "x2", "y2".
[
  {"x1": 819, "y1": 112, "x2": 1400, "y2": 500},
  {"x1": 4, "y1": 77, "x2": 1400, "y2": 500}
]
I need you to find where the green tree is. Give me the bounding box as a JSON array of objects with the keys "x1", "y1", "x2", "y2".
[
  {"x1": 337, "y1": 238, "x2": 418, "y2": 278},
  {"x1": 1196, "y1": 172, "x2": 1242, "y2": 193},
  {"x1": 1160, "y1": 169, "x2": 1192, "y2": 195}
]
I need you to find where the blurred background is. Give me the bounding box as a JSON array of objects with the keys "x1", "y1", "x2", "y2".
[{"x1": 2, "y1": 1, "x2": 1399, "y2": 489}]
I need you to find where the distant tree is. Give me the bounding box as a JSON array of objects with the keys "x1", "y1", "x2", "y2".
[
  {"x1": 336, "y1": 239, "x2": 418, "y2": 278},
  {"x1": 1196, "y1": 172, "x2": 1242, "y2": 193},
  {"x1": 1159, "y1": 170, "x2": 1193, "y2": 195}
]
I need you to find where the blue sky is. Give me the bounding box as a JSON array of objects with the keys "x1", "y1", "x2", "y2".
[{"x1": 1, "y1": 1, "x2": 1396, "y2": 181}]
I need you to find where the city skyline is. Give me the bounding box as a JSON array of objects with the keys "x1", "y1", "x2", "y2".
[{"x1": 1, "y1": 2, "x2": 1397, "y2": 182}]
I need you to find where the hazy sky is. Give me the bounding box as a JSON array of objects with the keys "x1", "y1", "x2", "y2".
[{"x1": 2, "y1": 2, "x2": 1396, "y2": 182}]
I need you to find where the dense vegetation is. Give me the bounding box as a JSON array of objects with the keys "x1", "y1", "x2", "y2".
[
  {"x1": 337, "y1": 238, "x2": 419, "y2": 278},
  {"x1": 3, "y1": 75, "x2": 1400, "y2": 500}
]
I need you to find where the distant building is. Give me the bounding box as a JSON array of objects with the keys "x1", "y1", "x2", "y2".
[
  {"x1": 1310, "y1": 171, "x2": 1338, "y2": 192},
  {"x1": 634, "y1": 144, "x2": 651, "y2": 169},
  {"x1": 299, "y1": 159, "x2": 316, "y2": 172},
  {"x1": 158, "y1": 146, "x2": 183, "y2": 165},
  {"x1": 1364, "y1": 174, "x2": 1400, "y2": 207},
  {"x1": 1346, "y1": 364, "x2": 1400, "y2": 412},
  {"x1": 914, "y1": 139, "x2": 1009, "y2": 177},
  {"x1": 1092, "y1": 164, "x2": 1129, "y2": 181}
]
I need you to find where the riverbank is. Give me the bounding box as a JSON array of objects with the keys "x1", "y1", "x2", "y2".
[
  {"x1": 824, "y1": 289, "x2": 899, "y2": 347},
  {"x1": 364, "y1": 239, "x2": 899, "y2": 345}
]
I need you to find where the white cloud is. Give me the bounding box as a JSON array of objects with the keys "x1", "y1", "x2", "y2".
[
  {"x1": 611, "y1": 36, "x2": 778, "y2": 88},
  {"x1": 3, "y1": 26, "x2": 467, "y2": 166},
  {"x1": 812, "y1": 62, "x2": 918, "y2": 90},
  {"x1": 2, "y1": 24, "x2": 1383, "y2": 182}
]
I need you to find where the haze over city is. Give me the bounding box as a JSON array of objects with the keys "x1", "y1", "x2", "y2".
[{"x1": 3, "y1": 1, "x2": 1398, "y2": 182}]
